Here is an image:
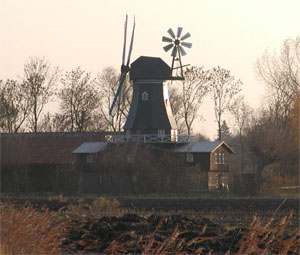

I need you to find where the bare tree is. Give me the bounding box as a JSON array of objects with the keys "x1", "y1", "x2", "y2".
[
  {"x1": 96, "y1": 67, "x2": 132, "y2": 132},
  {"x1": 245, "y1": 109, "x2": 296, "y2": 194},
  {"x1": 58, "y1": 67, "x2": 100, "y2": 132},
  {"x1": 229, "y1": 96, "x2": 253, "y2": 173},
  {"x1": 208, "y1": 67, "x2": 242, "y2": 141},
  {"x1": 256, "y1": 37, "x2": 300, "y2": 119},
  {"x1": 169, "y1": 66, "x2": 209, "y2": 135},
  {"x1": 22, "y1": 57, "x2": 59, "y2": 132},
  {"x1": 0, "y1": 79, "x2": 31, "y2": 132}
]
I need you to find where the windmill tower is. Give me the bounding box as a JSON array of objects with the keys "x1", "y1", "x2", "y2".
[
  {"x1": 123, "y1": 55, "x2": 179, "y2": 139},
  {"x1": 109, "y1": 16, "x2": 192, "y2": 143}
]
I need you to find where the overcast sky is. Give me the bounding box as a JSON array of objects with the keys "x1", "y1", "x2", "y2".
[{"x1": 1, "y1": 0, "x2": 299, "y2": 138}]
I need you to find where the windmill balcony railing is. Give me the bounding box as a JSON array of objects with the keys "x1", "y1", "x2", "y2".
[{"x1": 105, "y1": 134, "x2": 194, "y2": 144}]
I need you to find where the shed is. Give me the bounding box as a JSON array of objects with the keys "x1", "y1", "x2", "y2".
[{"x1": 175, "y1": 141, "x2": 234, "y2": 191}]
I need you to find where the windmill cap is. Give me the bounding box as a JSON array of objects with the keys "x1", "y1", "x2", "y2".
[{"x1": 130, "y1": 56, "x2": 172, "y2": 81}]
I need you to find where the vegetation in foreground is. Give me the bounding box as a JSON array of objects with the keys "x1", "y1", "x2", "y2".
[{"x1": 0, "y1": 197, "x2": 299, "y2": 255}]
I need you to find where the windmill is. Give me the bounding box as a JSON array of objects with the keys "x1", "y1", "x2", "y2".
[
  {"x1": 162, "y1": 27, "x2": 192, "y2": 77},
  {"x1": 109, "y1": 15, "x2": 135, "y2": 116}
]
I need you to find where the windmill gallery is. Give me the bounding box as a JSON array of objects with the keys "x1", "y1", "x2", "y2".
[{"x1": 1, "y1": 17, "x2": 234, "y2": 194}]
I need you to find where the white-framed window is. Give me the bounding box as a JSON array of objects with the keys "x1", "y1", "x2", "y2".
[
  {"x1": 142, "y1": 91, "x2": 148, "y2": 101},
  {"x1": 86, "y1": 154, "x2": 93, "y2": 164},
  {"x1": 186, "y1": 153, "x2": 194, "y2": 163},
  {"x1": 171, "y1": 129, "x2": 178, "y2": 142},
  {"x1": 158, "y1": 129, "x2": 165, "y2": 137},
  {"x1": 215, "y1": 153, "x2": 225, "y2": 164},
  {"x1": 222, "y1": 153, "x2": 225, "y2": 164}
]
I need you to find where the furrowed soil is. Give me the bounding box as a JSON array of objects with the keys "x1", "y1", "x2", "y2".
[
  {"x1": 62, "y1": 213, "x2": 243, "y2": 254},
  {"x1": 2, "y1": 197, "x2": 299, "y2": 254}
]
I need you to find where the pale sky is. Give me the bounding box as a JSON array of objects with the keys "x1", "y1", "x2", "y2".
[{"x1": 1, "y1": 0, "x2": 299, "y2": 138}]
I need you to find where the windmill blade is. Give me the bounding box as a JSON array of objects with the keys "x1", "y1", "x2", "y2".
[
  {"x1": 162, "y1": 36, "x2": 173, "y2": 43},
  {"x1": 109, "y1": 72, "x2": 127, "y2": 116},
  {"x1": 171, "y1": 46, "x2": 177, "y2": 57},
  {"x1": 126, "y1": 16, "x2": 135, "y2": 66},
  {"x1": 177, "y1": 27, "x2": 183, "y2": 38},
  {"x1": 163, "y1": 43, "x2": 174, "y2": 52},
  {"x1": 181, "y1": 42, "x2": 192, "y2": 48},
  {"x1": 180, "y1": 32, "x2": 191, "y2": 41},
  {"x1": 167, "y1": 28, "x2": 176, "y2": 39},
  {"x1": 178, "y1": 46, "x2": 186, "y2": 56},
  {"x1": 122, "y1": 15, "x2": 128, "y2": 66}
]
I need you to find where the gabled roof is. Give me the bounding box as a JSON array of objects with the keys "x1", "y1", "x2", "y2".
[
  {"x1": 0, "y1": 132, "x2": 112, "y2": 165},
  {"x1": 73, "y1": 142, "x2": 107, "y2": 154},
  {"x1": 174, "y1": 141, "x2": 234, "y2": 153}
]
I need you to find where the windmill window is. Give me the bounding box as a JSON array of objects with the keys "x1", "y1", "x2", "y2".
[
  {"x1": 142, "y1": 91, "x2": 148, "y2": 101},
  {"x1": 186, "y1": 153, "x2": 194, "y2": 163}
]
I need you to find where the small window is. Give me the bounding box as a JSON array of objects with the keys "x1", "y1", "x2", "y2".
[
  {"x1": 215, "y1": 153, "x2": 225, "y2": 164},
  {"x1": 215, "y1": 153, "x2": 218, "y2": 164},
  {"x1": 99, "y1": 175, "x2": 103, "y2": 183},
  {"x1": 142, "y1": 91, "x2": 148, "y2": 101},
  {"x1": 186, "y1": 153, "x2": 194, "y2": 163},
  {"x1": 87, "y1": 154, "x2": 93, "y2": 163},
  {"x1": 158, "y1": 129, "x2": 165, "y2": 137},
  {"x1": 132, "y1": 175, "x2": 137, "y2": 183},
  {"x1": 127, "y1": 154, "x2": 134, "y2": 163}
]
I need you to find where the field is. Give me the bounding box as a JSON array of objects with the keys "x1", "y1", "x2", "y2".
[{"x1": 1, "y1": 195, "x2": 299, "y2": 254}]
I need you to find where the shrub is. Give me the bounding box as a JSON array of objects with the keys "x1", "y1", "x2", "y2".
[{"x1": 91, "y1": 196, "x2": 120, "y2": 211}]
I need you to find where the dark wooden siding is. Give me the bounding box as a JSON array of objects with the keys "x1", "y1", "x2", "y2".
[{"x1": 192, "y1": 153, "x2": 210, "y2": 171}]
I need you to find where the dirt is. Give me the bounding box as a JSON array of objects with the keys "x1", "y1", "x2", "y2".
[{"x1": 61, "y1": 213, "x2": 245, "y2": 254}]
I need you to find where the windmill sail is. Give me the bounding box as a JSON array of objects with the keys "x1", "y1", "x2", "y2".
[{"x1": 109, "y1": 16, "x2": 135, "y2": 116}]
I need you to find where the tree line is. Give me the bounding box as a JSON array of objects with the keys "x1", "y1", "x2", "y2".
[
  {"x1": 0, "y1": 59, "x2": 243, "y2": 137},
  {"x1": 1, "y1": 37, "x2": 299, "y2": 194}
]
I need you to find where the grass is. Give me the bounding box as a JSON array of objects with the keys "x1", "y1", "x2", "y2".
[
  {"x1": 2, "y1": 191, "x2": 299, "y2": 201},
  {"x1": 0, "y1": 202, "x2": 66, "y2": 255}
]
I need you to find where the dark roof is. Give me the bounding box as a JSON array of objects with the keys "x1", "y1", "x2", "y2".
[
  {"x1": 175, "y1": 141, "x2": 234, "y2": 153},
  {"x1": 130, "y1": 56, "x2": 172, "y2": 80},
  {"x1": 0, "y1": 132, "x2": 112, "y2": 165}
]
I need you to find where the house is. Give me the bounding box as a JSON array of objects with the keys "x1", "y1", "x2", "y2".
[
  {"x1": 71, "y1": 139, "x2": 234, "y2": 193},
  {"x1": 174, "y1": 141, "x2": 234, "y2": 191}
]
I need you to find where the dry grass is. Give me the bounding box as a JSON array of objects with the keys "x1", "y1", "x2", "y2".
[
  {"x1": 232, "y1": 210, "x2": 300, "y2": 255},
  {"x1": 0, "y1": 202, "x2": 66, "y2": 255},
  {"x1": 0, "y1": 199, "x2": 299, "y2": 255},
  {"x1": 103, "y1": 211, "x2": 299, "y2": 255}
]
